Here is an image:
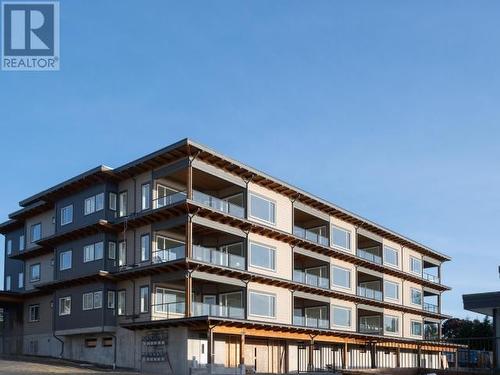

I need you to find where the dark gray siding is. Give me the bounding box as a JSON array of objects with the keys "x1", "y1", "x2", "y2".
[{"x1": 4, "y1": 227, "x2": 25, "y2": 292}]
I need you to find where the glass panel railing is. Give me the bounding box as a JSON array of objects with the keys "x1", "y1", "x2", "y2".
[
  {"x1": 293, "y1": 226, "x2": 329, "y2": 246},
  {"x1": 359, "y1": 323, "x2": 383, "y2": 334},
  {"x1": 423, "y1": 272, "x2": 440, "y2": 284},
  {"x1": 153, "y1": 191, "x2": 187, "y2": 209},
  {"x1": 293, "y1": 270, "x2": 329, "y2": 289},
  {"x1": 152, "y1": 301, "x2": 185, "y2": 318},
  {"x1": 357, "y1": 249, "x2": 382, "y2": 264},
  {"x1": 357, "y1": 286, "x2": 383, "y2": 301},
  {"x1": 192, "y1": 245, "x2": 245, "y2": 270},
  {"x1": 152, "y1": 245, "x2": 185, "y2": 264},
  {"x1": 293, "y1": 315, "x2": 329, "y2": 329},
  {"x1": 423, "y1": 302, "x2": 439, "y2": 313},
  {"x1": 192, "y1": 190, "x2": 245, "y2": 218},
  {"x1": 191, "y1": 302, "x2": 244, "y2": 319}
]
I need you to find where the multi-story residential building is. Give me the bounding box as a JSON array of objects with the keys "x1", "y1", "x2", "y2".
[{"x1": 0, "y1": 139, "x2": 456, "y2": 374}]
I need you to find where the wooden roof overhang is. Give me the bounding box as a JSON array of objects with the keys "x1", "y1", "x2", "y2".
[
  {"x1": 36, "y1": 220, "x2": 116, "y2": 248},
  {"x1": 112, "y1": 202, "x2": 188, "y2": 230},
  {"x1": 0, "y1": 291, "x2": 25, "y2": 304},
  {"x1": 111, "y1": 259, "x2": 187, "y2": 280},
  {"x1": 35, "y1": 271, "x2": 116, "y2": 291},
  {"x1": 8, "y1": 200, "x2": 53, "y2": 221},
  {"x1": 9, "y1": 244, "x2": 53, "y2": 260},
  {"x1": 0, "y1": 219, "x2": 24, "y2": 234},
  {"x1": 186, "y1": 260, "x2": 449, "y2": 321}
]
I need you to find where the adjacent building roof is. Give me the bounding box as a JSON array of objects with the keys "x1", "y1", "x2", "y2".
[{"x1": 463, "y1": 291, "x2": 500, "y2": 316}]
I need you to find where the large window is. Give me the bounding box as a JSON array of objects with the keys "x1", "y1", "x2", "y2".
[
  {"x1": 107, "y1": 291, "x2": 115, "y2": 309},
  {"x1": 109, "y1": 192, "x2": 117, "y2": 211},
  {"x1": 108, "y1": 242, "x2": 116, "y2": 260},
  {"x1": 19, "y1": 235, "x2": 25, "y2": 251},
  {"x1": 155, "y1": 288, "x2": 185, "y2": 314},
  {"x1": 18, "y1": 272, "x2": 24, "y2": 288},
  {"x1": 384, "y1": 315, "x2": 399, "y2": 333},
  {"x1": 384, "y1": 280, "x2": 399, "y2": 301},
  {"x1": 383, "y1": 246, "x2": 399, "y2": 267},
  {"x1": 332, "y1": 266, "x2": 351, "y2": 289},
  {"x1": 411, "y1": 288, "x2": 422, "y2": 306},
  {"x1": 31, "y1": 223, "x2": 41, "y2": 242},
  {"x1": 141, "y1": 184, "x2": 151, "y2": 210},
  {"x1": 249, "y1": 193, "x2": 276, "y2": 225},
  {"x1": 410, "y1": 256, "x2": 422, "y2": 275},
  {"x1": 331, "y1": 225, "x2": 351, "y2": 250},
  {"x1": 119, "y1": 191, "x2": 128, "y2": 217},
  {"x1": 6, "y1": 240, "x2": 12, "y2": 255},
  {"x1": 28, "y1": 304, "x2": 40, "y2": 322},
  {"x1": 30, "y1": 263, "x2": 40, "y2": 282},
  {"x1": 411, "y1": 320, "x2": 423, "y2": 336},
  {"x1": 118, "y1": 241, "x2": 127, "y2": 266},
  {"x1": 140, "y1": 286, "x2": 149, "y2": 313},
  {"x1": 5, "y1": 276, "x2": 11, "y2": 291},
  {"x1": 84, "y1": 193, "x2": 104, "y2": 215},
  {"x1": 83, "y1": 242, "x2": 104, "y2": 263},
  {"x1": 61, "y1": 205, "x2": 73, "y2": 226},
  {"x1": 332, "y1": 306, "x2": 351, "y2": 327},
  {"x1": 140, "y1": 234, "x2": 150, "y2": 262},
  {"x1": 249, "y1": 242, "x2": 276, "y2": 271},
  {"x1": 249, "y1": 291, "x2": 276, "y2": 318},
  {"x1": 83, "y1": 292, "x2": 94, "y2": 310},
  {"x1": 60, "y1": 250, "x2": 72, "y2": 271},
  {"x1": 59, "y1": 296, "x2": 71, "y2": 316},
  {"x1": 117, "y1": 290, "x2": 126, "y2": 316}
]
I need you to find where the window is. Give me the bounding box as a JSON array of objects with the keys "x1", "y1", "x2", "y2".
[
  {"x1": 411, "y1": 320, "x2": 422, "y2": 336},
  {"x1": 102, "y1": 337, "x2": 113, "y2": 347},
  {"x1": 85, "y1": 193, "x2": 105, "y2": 215},
  {"x1": 31, "y1": 223, "x2": 41, "y2": 242},
  {"x1": 117, "y1": 290, "x2": 126, "y2": 315},
  {"x1": 83, "y1": 292, "x2": 94, "y2": 310},
  {"x1": 19, "y1": 235, "x2": 25, "y2": 251},
  {"x1": 95, "y1": 193, "x2": 104, "y2": 211},
  {"x1": 118, "y1": 241, "x2": 126, "y2": 266},
  {"x1": 141, "y1": 184, "x2": 151, "y2": 210},
  {"x1": 107, "y1": 291, "x2": 115, "y2": 309},
  {"x1": 28, "y1": 304, "x2": 40, "y2": 322},
  {"x1": 332, "y1": 306, "x2": 351, "y2": 327},
  {"x1": 94, "y1": 291, "x2": 103, "y2": 309},
  {"x1": 109, "y1": 192, "x2": 117, "y2": 211},
  {"x1": 30, "y1": 264, "x2": 40, "y2": 282},
  {"x1": 85, "y1": 338, "x2": 97, "y2": 348},
  {"x1": 18, "y1": 272, "x2": 24, "y2": 288},
  {"x1": 59, "y1": 250, "x2": 72, "y2": 271},
  {"x1": 119, "y1": 191, "x2": 127, "y2": 217},
  {"x1": 249, "y1": 291, "x2": 275, "y2": 318},
  {"x1": 249, "y1": 242, "x2": 276, "y2": 271},
  {"x1": 331, "y1": 225, "x2": 351, "y2": 250},
  {"x1": 411, "y1": 288, "x2": 422, "y2": 306},
  {"x1": 6, "y1": 240, "x2": 12, "y2": 255},
  {"x1": 140, "y1": 234, "x2": 150, "y2": 262},
  {"x1": 384, "y1": 280, "x2": 399, "y2": 301},
  {"x1": 108, "y1": 242, "x2": 116, "y2": 260},
  {"x1": 410, "y1": 256, "x2": 422, "y2": 275},
  {"x1": 5, "y1": 276, "x2": 11, "y2": 291},
  {"x1": 249, "y1": 193, "x2": 276, "y2": 225},
  {"x1": 155, "y1": 288, "x2": 185, "y2": 314},
  {"x1": 83, "y1": 242, "x2": 104, "y2": 263},
  {"x1": 384, "y1": 315, "x2": 399, "y2": 333},
  {"x1": 332, "y1": 266, "x2": 351, "y2": 289},
  {"x1": 140, "y1": 286, "x2": 149, "y2": 313},
  {"x1": 60, "y1": 205, "x2": 73, "y2": 226},
  {"x1": 383, "y1": 246, "x2": 399, "y2": 267},
  {"x1": 59, "y1": 296, "x2": 71, "y2": 316}
]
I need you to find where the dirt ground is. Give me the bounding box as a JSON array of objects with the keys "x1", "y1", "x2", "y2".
[{"x1": 0, "y1": 358, "x2": 139, "y2": 374}]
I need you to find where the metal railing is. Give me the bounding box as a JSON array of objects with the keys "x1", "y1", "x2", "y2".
[
  {"x1": 357, "y1": 286, "x2": 383, "y2": 301},
  {"x1": 152, "y1": 301, "x2": 185, "y2": 318},
  {"x1": 153, "y1": 191, "x2": 187, "y2": 209},
  {"x1": 423, "y1": 271, "x2": 440, "y2": 283},
  {"x1": 443, "y1": 337, "x2": 499, "y2": 371},
  {"x1": 357, "y1": 248, "x2": 382, "y2": 264},
  {"x1": 191, "y1": 302, "x2": 244, "y2": 318},
  {"x1": 152, "y1": 245, "x2": 185, "y2": 264},
  {"x1": 423, "y1": 302, "x2": 439, "y2": 313},
  {"x1": 192, "y1": 245, "x2": 245, "y2": 270},
  {"x1": 293, "y1": 315, "x2": 329, "y2": 329},
  {"x1": 293, "y1": 269, "x2": 329, "y2": 289},
  {"x1": 293, "y1": 226, "x2": 329, "y2": 246},
  {"x1": 192, "y1": 190, "x2": 245, "y2": 218}
]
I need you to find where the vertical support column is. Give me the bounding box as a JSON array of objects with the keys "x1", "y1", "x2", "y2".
[
  {"x1": 396, "y1": 346, "x2": 401, "y2": 368},
  {"x1": 493, "y1": 308, "x2": 499, "y2": 370},
  {"x1": 186, "y1": 215, "x2": 193, "y2": 259},
  {"x1": 187, "y1": 158, "x2": 193, "y2": 200},
  {"x1": 239, "y1": 332, "x2": 246, "y2": 373},
  {"x1": 185, "y1": 271, "x2": 192, "y2": 317},
  {"x1": 308, "y1": 339, "x2": 314, "y2": 371},
  {"x1": 207, "y1": 326, "x2": 214, "y2": 369},
  {"x1": 417, "y1": 345, "x2": 422, "y2": 368},
  {"x1": 438, "y1": 293, "x2": 442, "y2": 314},
  {"x1": 243, "y1": 280, "x2": 248, "y2": 320},
  {"x1": 370, "y1": 342, "x2": 377, "y2": 369},
  {"x1": 342, "y1": 342, "x2": 348, "y2": 369},
  {"x1": 290, "y1": 290, "x2": 295, "y2": 325}
]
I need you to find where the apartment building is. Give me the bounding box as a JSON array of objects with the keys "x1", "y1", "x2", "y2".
[{"x1": 0, "y1": 139, "x2": 456, "y2": 374}]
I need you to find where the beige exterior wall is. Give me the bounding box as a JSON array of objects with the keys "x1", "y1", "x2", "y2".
[
  {"x1": 383, "y1": 273, "x2": 403, "y2": 305},
  {"x1": 382, "y1": 238, "x2": 403, "y2": 271},
  {"x1": 330, "y1": 258, "x2": 356, "y2": 295},
  {"x1": 404, "y1": 313, "x2": 423, "y2": 339},
  {"x1": 403, "y1": 247, "x2": 423, "y2": 276},
  {"x1": 247, "y1": 182, "x2": 292, "y2": 233},
  {"x1": 25, "y1": 209, "x2": 55, "y2": 248},
  {"x1": 330, "y1": 298, "x2": 357, "y2": 332},
  {"x1": 404, "y1": 280, "x2": 423, "y2": 309},
  {"x1": 382, "y1": 308, "x2": 403, "y2": 338},
  {"x1": 329, "y1": 216, "x2": 356, "y2": 254},
  {"x1": 247, "y1": 233, "x2": 291, "y2": 280},
  {"x1": 247, "y1": 282, "x2": 291, "y2": 325}
]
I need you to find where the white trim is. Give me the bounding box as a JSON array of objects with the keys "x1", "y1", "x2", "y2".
[
  {"x1": 331, "y1": 265, "x2": 351, "y2": 290},
  {"x1": 383, "y1": 314, "x2": 399, "y2": 334},
  {"x1": 248, "y1": 192, "x2": 276, "y2": 226},
  {"x1": 410, "y1": 319, "x2": 423, "y2": 337},
  {"x1": 330, "y1": 224, "x2": 352, "y2": 252},
  {"x1": 331, "y1": 305, "x2": 352, "y2": 328},
  {"x1": 248, "y1": 241, "x2": 276, "y2": 272},
  {"x1": 383, "y1": 245, "x2": 399, "y2": 268},
  {"x1": 248, "y1": 290, "x2": 276, "y2": 319},
  {"x1": 383, "y1": 280, "x2": 400, "y2": 302}
]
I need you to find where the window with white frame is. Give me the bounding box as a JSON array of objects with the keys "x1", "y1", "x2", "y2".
[
  {"x1": 83, "y1": 242, "x2": 104, "y2": 263},
  {"x1": 383, "y1": 246, "x2": 399, "y2": 267},
  {"x1": 19, "y1": 235, "x2": 25, "y2": 251},
  {"x1": 5, "y1": 276, "x2": 11, "y2": 291},
  {"x1": 59, "y1": 296, "x2": 71, "y2": 316},
  {"x1": 6, "y1": 240, "x2": 12, "y2": 255},
  {"x1": 118, "y1": 241, "x2": 126, "y2": 266},
  {"x1": 95, "y1": 193, "x2": 104, "y2": 211},
  {"x1": 331, "y1": 225, "x2": 351, "y2": 250},
  {"x1": 59, "y1": 250, "x2": 72, "y2": 271},
  {"x1": 411, "y1": 320, "x2": 422, "y2": 336},
  {"x1": 140, "y1": 286, "x2": 149, "y2": 313},
  {"x1": 30, "y1": 263, "x2": 40, "y2": 282},
  {"x1": 108, "y1": 242, "x2": 116, "y2": 260},
  {"x1": 60, "y1": 205, "x2": 73, "y2": 226},
  {"x1": 332, "y1": 266, "x2": 351, "y2": 289},
  {"x1": 155, "y1": 288, "x2": 184, "y2": 314},
  {"x1": 107, "y1": 291, "x2": 115, "y2": 309},
  {"x1": 28, "y1": 304, "x2": 40, "y2": 322},
  {"x1": 332, "y1": 305, "x2": 351, "y2": 327},
  {"x1": 94, "y1": 291, "x2": 103, "y2": 309},
  {"x1": 140, "y1": 234, "x2": 150, "y2": 262},
  {"x1": 119, "y1": 191, "x2": 128, "y2": 217},
  {"x1": 117, "y1": 290, "x2": 126, "y2": 315},
  {"x1": 18, "y1": 272, "x2": 24, "y2": 288},
  {"x1": 31, "y1": 223, "x2": 41, "y2": 242},
  {"x1": 249, "y1": 291, "x2": 276, "y2": 318},
  {"x1": 410, "y1": 288, "x2": 422, "y2": 306},
  {"x1": 384, "y1": 315, "x2": 399, "y2": 333},
  {"x1": 109, "y1": 192, "x2": 117, "y2": 211},
  {"x1": 141, "y1": 184, "x2": 151, "y2": 210},
  {"x1": 384, "y1": 280, "x2": 399, "y2": 301},
  {"x1": 249, "y1": 242, "x2": 275, "y2": 271},
  {"x1": 83, "y1": 292, "x2": 94, "y2": 310},
  {"x1": 84, "y1": 193, "x2": 104, "y2": 215},
  {"x1": 410, "y1": 256, "x2": 422, "y2": 275},
  {"x1": 249, "y1": 193, "x2": 276, "y2": 225}
]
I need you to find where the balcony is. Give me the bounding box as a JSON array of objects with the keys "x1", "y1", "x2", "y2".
[
  {"x1": 293, "y1": 208, "x2": 329, "y2": 247},
  {"x1": 357, "y1": 233, "x2": 382, "y2": 265},
  {"x1": 152, "y1": 244, "x2": 185, "y2": 264},
  {"x1": 357, "y1": 286, "x2": 383, "y2": 301},
  {"x1": 357, "y1": 248, "x2": 382, "y2": 265},
  {"x1": 191, "y1": 302, "x2": 244, "y2": 319},
  {"x1": 423, "y1": 260, "x2": 441, "y2": 284},
  {"x1": 424, "y1": 322, "x2": 440, "y2": 340},
  {"x1": 293, "y1": 253, "x2": 330, "y2": 289},
  {"x1": 293, "y1": 315, "x2": 329, "y2": 329},
  {"x1": 192, "y1": 190, "x2": 245, "y2": 218},
  {"x1": 153, "y1": 190, "x2": 187, "y2": 209},
  {"x1": 293, "y1": 226, "x2": 329, "y2": 246},
  {"x1": 423, "y1": 302, "x2": 438, "y2": 313},
  {"x1": 423, "y1": 271, "x2": 440, "y2": 284},
  {"x1": 152, "y1": 301, "x2": 186, "y2": 319},
  {"x1": 358, "y1": 315, "x2": 383, "y2": 335},
  {"x1": 192, "y1": 244, "x2": 245, "y2": 270},
  {"x1": 293, "y1": 269, "x2": 329, "y2": 289}
]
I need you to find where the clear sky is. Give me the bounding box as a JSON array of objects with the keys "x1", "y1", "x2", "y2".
[{"x1": 0, "y1": 0, "x2": 499, "y2": 319}]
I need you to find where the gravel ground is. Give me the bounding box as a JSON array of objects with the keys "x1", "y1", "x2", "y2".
[{"x1": 0, "y1": 358, "x2": 139, "y2": 374}]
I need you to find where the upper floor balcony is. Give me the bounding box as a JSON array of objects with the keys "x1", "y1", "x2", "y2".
[
  {"x1": 423, "y1": 289, "x2": 440, "y2": 314},
  {"x1": 358, "y1": 308, "x2": 383, "y2": 335},
  {"x1": 293, "y1": 252, "x2": 329, "y2": 289},
  {"x1": 357, "y1": 270, "x2": 383, "y2": 301},
  {"x1": 423, "y1": 260, "x2": 440, "y2": 284},
  {"x1": 293, "y1": 208, "x2": 329, "y2": 246},
  {"x1": 357, "y1": 233, "x2": 382, "y2": 265},
  {"x1": 293, "y1": 296, "x2": 329, "y2": 329}
]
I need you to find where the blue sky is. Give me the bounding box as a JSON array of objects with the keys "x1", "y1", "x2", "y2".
[{"x1": 0, "y1": 0, "x2": 499, "y2": 319}]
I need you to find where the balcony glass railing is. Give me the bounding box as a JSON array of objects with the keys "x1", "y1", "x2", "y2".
[
  {"x1": 191, "y1": 302, "x2": 244, "y2": 319},
  {"x1": 359, "y1": 323, "x2": 383, "y2": 335},
  {"x1": 293, "y1": 226, "x2": 329, "y2": 246},
  {"x1": 293, "y1": 315, "x2": 329, "y2": 329},
  {"x1": 192, "y1": 190, "x2": 245, "y2": 218},
  {"x1": 357, "y1": 248, "x2": 382, "y2": 265},
  {"x1": 192, "y1": 245, "x2": 245, "y2": 270},
  {"x1": 293, "y1": 270, "x2": 329, "y2": 289},
  {"x1": 153, "y1": 191, "x2": 187, "y2": 209},
  {"x1": 423, "y1": 272, "x2": 440, "y2": 284},
  {"x1": 152, "y1": 245, "x2": 185, "y2": 264},
  {"x1": 357, "y1": 286, "x2": 383, "y2": 301},
  {"x1": 423, "y1": 302, "x2": 439, "y2": 313},
  {"x1": 152, "y1": 301, "x2": 185, "y2": 318}
]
